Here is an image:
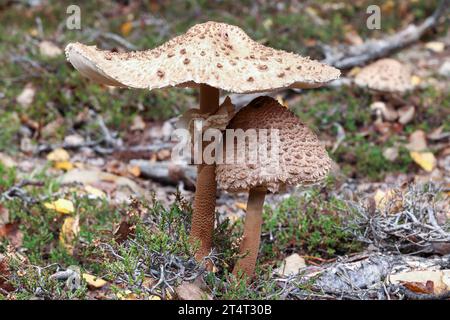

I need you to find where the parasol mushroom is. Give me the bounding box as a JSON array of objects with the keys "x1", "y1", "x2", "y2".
[
  {"x1": 216, "y1": 96, "x2": 332, "y2": 279},
  {"x1": 355, "y1": 58, "x2": 413, "y2": 94},
  {"x1": 65, "y1": 21, "x2": 339, "y2": 264}
]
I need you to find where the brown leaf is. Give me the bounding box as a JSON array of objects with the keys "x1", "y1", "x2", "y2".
[
  {"x1": 0, "y1": 221, "x2": 23, "y2": 248},
  {"x1": 0, "y1": 205, "x2": 9, "y2": 225},
  {"x1": 114, "y1": 220, "x2": 135, "y2": 244},
  {"x1": 175, "y1": 282, "x2": 212, "y2": 300},
  {"x1": 0, "y1": 254, "x2": 15, "y2": 292},
  {"x1": 402, "y1": 281, "x2": 434, "y2": 294},
  {"x1": 406, "y1": 130, "x2": 427, "y2": 152},
  {"x1": 397, "y1": 105, "x2": 415, "y2": 125}
]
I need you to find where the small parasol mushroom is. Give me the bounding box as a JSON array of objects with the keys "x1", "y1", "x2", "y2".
[
  {"x1": 355, "y1": 58, "x2": 413, "y2": 94},
  {"x1": 216, "y1": 96, "x2": 332, "y2": 279},
  {"x1": 65, "y1": 21, "x2": 339, "y2": 264}
]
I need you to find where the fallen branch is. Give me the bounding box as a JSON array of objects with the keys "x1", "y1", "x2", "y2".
[
  {"x1": 282, "y1": 252, "x2": 450, "y2": 300},
  {"x1": 322, "y1": 0, "x2": 449, "y2": 69},
  {"x1": 0, "y1": 180, "x2": 44, "y2": 204},
  {"x1": 130, "y1": 160, "x2": 197, "y2": 190}
]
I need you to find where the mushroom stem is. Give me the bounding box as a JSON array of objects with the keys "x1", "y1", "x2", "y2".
[
  {"x1": 233, "y1": 187, "x2": 266, "y2": 279},
  {"x1": 190, "y1": 84, "x2": 220, "y2": 263}
]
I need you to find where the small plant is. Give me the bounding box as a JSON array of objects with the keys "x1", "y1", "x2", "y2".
[{"x1": 261, "y1": 188, "x2": 361, "y2": 263}]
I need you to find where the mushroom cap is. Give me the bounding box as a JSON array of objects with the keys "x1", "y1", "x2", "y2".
[
  {"x1": 354, "y1": 58, "x2": 413, "y2": 93},
  {"x1": 216, "y1": 96, "x2": 331, "y2": 193},
  {"x1": 65, "y1": 21, "x2": 340, "y2": 93}
]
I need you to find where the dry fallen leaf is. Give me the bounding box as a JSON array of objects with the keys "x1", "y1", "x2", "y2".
[
  {"x1": 120, "y1": 21, "x2": 133, "y2": 36},
  {"x1": 373, "y1": 189, "x2": 403, "y2": 213},
  {"x1": 84, "y1": 185, "x2": 106, "y2": 199},
  {"x1": 410, "y1": 75, "x2": 421, "y2": 86},
  {"x1": 383, "y1": 147, "x2": 399, "y2": 162},
  {"x1": 44, "y1": 199, "x2": 75, "y2": 214},
  {"x1": 428, "y1": 126, "x2": 449, "y2": 141},
  {"x1": 54, "y1": 161, "x2": 74, "y2": 171},
  {"x1": 402, "y1": 281, "x2": 434, "y2": 294},
  {"x1": 0, "y1": 205, "x2": 9, "y2": 225},
  {"x1": 39, "y1": 40, "x2": 62, "y2": 58},
  {"x1": 16, "y1": 83, "x2": 36, "y2": 108},
  {"x1": 114, "y1": 220, "x2": 135, "y2": 244},
  {"x1": 410, "y1": 151, "x2": 437, "y2": 172},
  {"x1": 116, "y1": 290, "x2": 139, "y2": 300},
  {"x1": 127, "y1": 165, "x2": 141, "y2": 177},
  {"x1": 389, "y1": 270, "x2": 450, "y2": 295},
  {"x1": 130, "y1": 115, "x2": 145, "y2": 131},
  {"x1": 59, "y1": 215, "x2": 80, "y2": 255},
  {"x1": 425, "y1": 41, "x2": 445, "y2": 53},
  {"x1": 235, "y1": 202, "x2": 247, "y2": 211},
  {"x1": 0, "y1": 221, "x2": 23, "y2": 248},
  {"x1": 82, "y1": 273, "x2": 107, "y2": 289},
  {"x1": 47, "y1": 148, "x2": 70, "y2": 162},
  {"x1": 175, "y1": 282, "x2": 212, "y2": 300},
  {"x1": 274, "y1": 253, "x2": 306, "y2": 276},
  {"x1": 397, "y1": 105, "x2": 415, "y2": 125},
  {"x1": 348, "y1": 66, "x2": 361, "y2": 77},
  {"x1": 406, "y1": 130, "x2": 427, "y2": 152},
  {"x1": 0, "y1": 152, "x2": 17, "y2": 168},
  {"x1": 262, "y1": 18, "x2": 273, "y2": 30}
]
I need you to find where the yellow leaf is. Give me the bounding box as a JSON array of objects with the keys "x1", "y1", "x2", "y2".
[
  {"x1": 44, "y1": 199, "x2": 75, "y2": 214},
  {"x1": 28, "y1": 28, "x2": 39, "y2": 37},
  {"x1": 59, "y1": 215, "x2": 79, "y2": 255},
  {"x1": 382, "y1": 0, "x2": 395, "y2": 13},
  {"x1": 374, "y1": 189, "x2": 393, "y2": 210},
  {"x1": 54, "y1": 161, "x2": 74, "y2": 171},
  {"x1": 425, "y1": 41, "x2": 445, "y2": 53},
  {"x1": 85, "y1": 185, "x2": 106, "y2": 199},
  {"x1": 262, "y1": 18, "x2": 273, "y2": 30},
  {"x1": 411, "y1": 75, "x2": 421, "y2": 86},
  {"x1": 120, "y1": 21, "x2": 133, "y2": 36},
  {"x1": 348, "y1": 67, "x2": 361, "y2": 77},
  {"x1": 410, "y1": 151, "x2": 436, "y2": 172},
  {"x1": 117, "y1": 290, "x2": 138, "y2": 300},
  {"x1": 47, "y1": 148, "x2": 70, "y2": 162},
  {"x1": 235, "y1": 202, "x2": 247, "y2": 211},
  {"x1": 82, "y1": 273, "x2": 107, "y2": 288},
  {"x1": 373, "y1": 189, "x2": 403, "y2": 213}
]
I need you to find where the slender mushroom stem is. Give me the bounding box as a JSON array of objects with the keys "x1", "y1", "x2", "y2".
[
  {"x1": 190, "y1": 84, "x2": 220, "y2": 264},
  {"x1": 233, "y1": 187, "x2": 266, "y2": 279}
]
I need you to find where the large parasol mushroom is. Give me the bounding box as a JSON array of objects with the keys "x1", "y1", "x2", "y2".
[
  {"x1": 217, "y1": 96, "x2": 332, "y2": 279},
  {"x1": 65, "y1": 21, "x2": 339, "y2": 264}
]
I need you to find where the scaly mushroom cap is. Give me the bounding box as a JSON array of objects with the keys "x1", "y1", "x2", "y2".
[
  {"x1": 354, "y1": 58, "x2": 413, "y2": 93},
  {"x1": 216, "y1": 96, "x2": 331, "y2": 193},
  {"x1": 65, "y1": 21, "x2": 340, "y2": 93}
]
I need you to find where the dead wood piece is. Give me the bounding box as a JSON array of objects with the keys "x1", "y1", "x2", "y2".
[
  {"x1": 322, "y1": 0, "x2": 448, "y2": 69},
  {"x1": 289, "y1": 253, "x2": 450, "y2": 300},
  {"x1": 130, "y1": 160, "x2": 197, "y2": 190}
]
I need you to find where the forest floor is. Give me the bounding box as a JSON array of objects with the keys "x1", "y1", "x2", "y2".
[{"x1": 0, "y1": 0, "x2": 449, "y2": 300}]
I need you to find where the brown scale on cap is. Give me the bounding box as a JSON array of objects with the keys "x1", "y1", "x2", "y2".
[
  {"x1": 355, "y1": 58, "x2": 413, "y2": 93},
  {"x1": 216, "y1": 96, "x2": 331, "y2": 280},
  {"x1": 65, "y1": 21, "x2": 340, "y2": 93},
  {"x1": 216, "y1": 96, "x2": 331, "y2": 194}
]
